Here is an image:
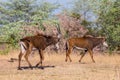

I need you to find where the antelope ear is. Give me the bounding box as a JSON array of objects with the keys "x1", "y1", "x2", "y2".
[
  {"x1": 103, "y1": 36, "x2": 107, "y2": 39},
  {"x1": 105, "y1": 37, "x2": 107, "y2": 41},
  {"x1": 102, "y1": 36, "x2": 107, "y2": 41}
]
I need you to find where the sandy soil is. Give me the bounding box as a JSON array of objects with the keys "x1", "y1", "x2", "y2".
[{"x1": 0, "y1": 50, "x2": 120, "y2": 80}]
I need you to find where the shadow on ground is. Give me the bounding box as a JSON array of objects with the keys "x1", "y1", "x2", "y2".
[{"x1": 18, "y1": 65, "x2": 55, "y2": 70}]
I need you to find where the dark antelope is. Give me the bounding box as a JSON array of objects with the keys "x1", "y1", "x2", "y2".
[
  {"x1": 65, "y1": 35, "x2": 108, "y2": 63},
  {"x1": 18, "y1": 34, "x2": 60, "y2": 70}
]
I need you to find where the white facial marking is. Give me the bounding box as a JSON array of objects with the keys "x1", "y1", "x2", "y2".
[
  {"x1": 57, "y1": 34, "x2": 61, "y2": 39},
  {"x1": 103, "y1": 42, "x2": 108, "y2": 47}
]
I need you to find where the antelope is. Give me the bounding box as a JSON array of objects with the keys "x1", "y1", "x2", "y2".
[
  {"x1": 18, "y1": 34, "x2": 60, "y2": 70},
  {"x1": 65, "y1": 35, "x2": 108, "y2": 63}
]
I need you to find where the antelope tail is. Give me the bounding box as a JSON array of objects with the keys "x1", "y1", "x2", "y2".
[{"x1": 19, "y1": 41, "x2": 27, "y2": 54}]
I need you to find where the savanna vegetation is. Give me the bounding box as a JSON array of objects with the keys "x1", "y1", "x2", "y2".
[
  {"x1": 0, "y1": 1, "x2": 120, "y2": 80},
  {"x1": 0, "y1": 0, "x2": 120, "y2": 54}
]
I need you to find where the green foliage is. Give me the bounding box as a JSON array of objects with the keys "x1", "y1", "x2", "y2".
[
  {"x1": 81, "y1": 20, "x2": 91, "y2": 27},
  {"x1": 0, "y1": 0, "x2": 60, "y2": 54},
  {"x1": 0, "y1": 0, "x2": 37, "y2": 24},
  {"x1": 1, "y1": 22, "x2": 23, "y2": 48},
  {"x1": 0, "y1": 45, "x2": 9, "y2": 55},
  {"x1": 70, "y1": 12, "x2": 81, "y2": 19},
  {"x1": 98, "y1": 0, "x2": 120, "y2": 50}
]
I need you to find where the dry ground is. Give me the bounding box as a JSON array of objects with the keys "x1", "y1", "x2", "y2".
[{"x1": 0, "y1": 50, "x2": 120, "y2": 80}]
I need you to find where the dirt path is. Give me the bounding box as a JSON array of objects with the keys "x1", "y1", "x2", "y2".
[{"x1": 0, "y1": 51, "x2": 120, "y2": 80}]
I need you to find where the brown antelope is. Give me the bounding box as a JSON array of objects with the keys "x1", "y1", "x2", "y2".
[
  {"x1": 18, "y1": 34, "x2": 60, "y2": 70},
  {"x1": 65, "y1": 35, "x2": 108, "y2": 63}
]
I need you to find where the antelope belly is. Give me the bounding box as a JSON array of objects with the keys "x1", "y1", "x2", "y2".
[{"x1": 74, "y1": 46, "x2": 86, "y2": 51}]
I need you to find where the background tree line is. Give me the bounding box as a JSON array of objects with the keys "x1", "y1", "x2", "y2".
[{"x1": 0, "y1": 0, "x2": 120, "y2": 54}]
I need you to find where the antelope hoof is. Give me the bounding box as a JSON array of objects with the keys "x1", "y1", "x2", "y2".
[
  {"x1": 30, "y1": 67, "x2": 33, "y2": 70},
  {"x1": 40, "y1": 66, "x2": 44, "y2": 70},
  {"x1": 18, "y1": 67, "x2": 22, "y2": 70},
  {"x1": 79, "y1": 60, "x2": 81, "y2": 63},
  {"x1": 35, "y1": 64, "x2": 39, "y2": 67},
  {"x1": 29, "y1": 65, "x2": 33, "y2": 70}
]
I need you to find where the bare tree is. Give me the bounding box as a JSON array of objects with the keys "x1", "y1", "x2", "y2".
[{"x1": 57, "y1": 13, "x2": 88, "y2": 38}]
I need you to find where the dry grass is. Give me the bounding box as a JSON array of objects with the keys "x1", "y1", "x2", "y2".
[{"x1": 0, "y1": 50, "x2": 120, "y2": 80}]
